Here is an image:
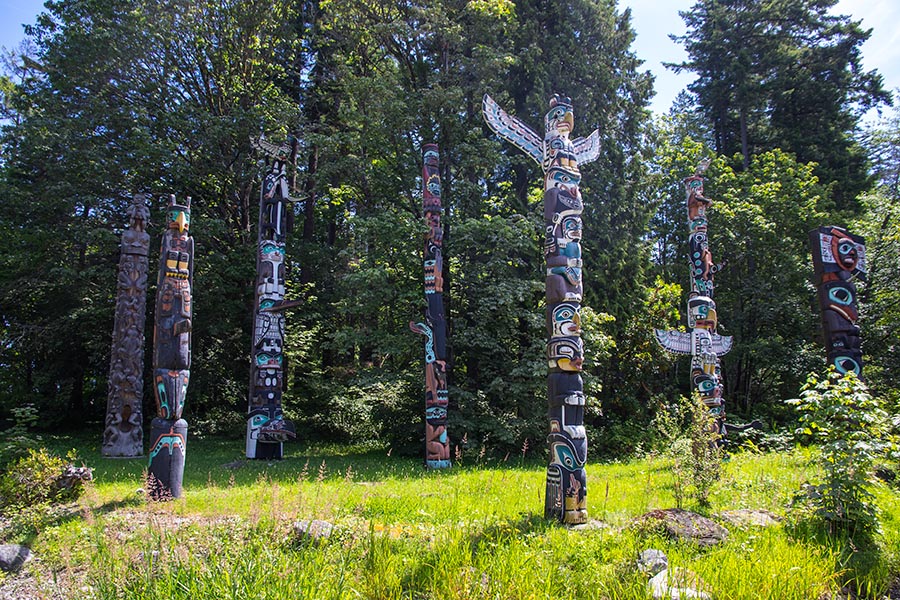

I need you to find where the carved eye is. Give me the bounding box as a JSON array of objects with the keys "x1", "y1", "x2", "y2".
[
  {"x1": 828, "y1": 287, "x2": 853, "y2": 305},
  {"x1": 838, "y1": 241, "x2": 855, "y2": 256}
]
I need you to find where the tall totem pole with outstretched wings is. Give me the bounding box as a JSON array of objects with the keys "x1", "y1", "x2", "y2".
[
  {"x1": 483, "y1": 94, "x2": 599, "y2": 525},
  {"x1": 654, "y1": 162, "x2": 732, "y2": 436}
]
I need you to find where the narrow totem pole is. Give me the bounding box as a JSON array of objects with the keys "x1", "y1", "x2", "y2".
[
  {"x1": 654, "y1": 162, "x2": 732, "y2": 433},
  {"x1": 148, "y1": 195, "x2": 193, "y2": 499},
  {"x1": 483, "y1": 94, "x2": 600, "y2": 524},
  {"x1": 809, "y1": 226, "x2": 867, "y2": 376},
  {"x1": 409, "y1": 144, "x2": 451, "y2": 469},
  {"x1": 246, "y1": 135, "x2": 298, "y2": 459},
  {"x1": 103, "y1": 194, "x2": 150, "y2": 457}
]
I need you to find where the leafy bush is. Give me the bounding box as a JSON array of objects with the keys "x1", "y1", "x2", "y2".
[
  {"x1": 653, "y1": 393, "x2": 721, "y2": 508},
  {"x1": 0, "y1": 447, "x2": 88, "y2": 510},
  {"x1": 787, "y1": 369, "x2": 895, "y2": 534},
  {"x1": 0, "y1": 404, "x2": 42, "y2": 468}
]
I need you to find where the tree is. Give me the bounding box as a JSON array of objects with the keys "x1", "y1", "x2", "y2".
[{"x1": 670, "y1": 0, "x2": 891, "y2": 209}]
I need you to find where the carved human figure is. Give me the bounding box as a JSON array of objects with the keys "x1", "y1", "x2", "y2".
[
  {"x1": 104, "y1": 194, "x2": 151, "y2": 457},
  {"x1": 410, "y1": 143, "x2": 451, "y2": 469},
  {"x1": 809, "y1": 226, "x2": 866, "y2": 376},
  {"x1": 483, "y1": 93, "x2": 600, "y2": 524},
  {"x1": 148, "y1": 195, "x2": 193, "y2": 499}
]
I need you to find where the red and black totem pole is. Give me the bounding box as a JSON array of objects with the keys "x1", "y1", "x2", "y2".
[
  {"x1": 103, "y1": 194, "x2": 150, "y2": 457},
  {"x1": 409, "y1": 144, "x2": 451, "y2": 469},
  {"x1": 483, "y1": 94, "x2": 600, "y2": 524},
  {"x1": 246, "y1": 135, "x2": 298, "y2": 459},
  {"x1": 809, "y1": 226, "x2": 867, "y2": 376},
  {"x1": 148, "y1": 195, "x2": 193, "y2": 499},
  {"x1": 655, "y1": 161, "x2": 732, "y2": 435}
]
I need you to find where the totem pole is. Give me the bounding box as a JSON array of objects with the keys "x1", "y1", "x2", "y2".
[
  {"x1": 103, "y1": 194, "x2": 150, "y2": 457},
  {"x1": 246, "y1": 135, "x2": 298, "y2": 459},
  {"x1": 809, "y1": 226, "x2": 866, "y2": 376},
  {"x1": 483, "y1": 94, "x2": 600, "y2": 524},
  {"x1": 148, "y1": 195, "x2": 193, "y2": 499},
  {"x1": 409, "y1": 143, "x2": 451, "y2": 469},
  {"x1": 654, "y1": 161, "x2": 732, "y2": 434}
]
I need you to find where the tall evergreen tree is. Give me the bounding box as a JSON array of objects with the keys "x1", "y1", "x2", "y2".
[{"x1": 670, "y1": 0, "x2": 891, "y2": 209}]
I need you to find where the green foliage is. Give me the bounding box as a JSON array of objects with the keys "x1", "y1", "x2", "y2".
[
  {"x1": 671, "y1": 0, "x2": 891, "y2": 208},
  {"x1": 653, "y1": 394, "x2": 721, "y2": 508},
  {"x1": 0, "y1": 404, "x2": 42, "y2": 467},
  {"x1": 788, "y1": 369, "x2": 896, "y2": 535},
  {"x1": 10, "y1": 434, "x2": 900, "y2": 599},
  {"x1": 1, "y1": 448, "x2": 69, "y2": 508}
]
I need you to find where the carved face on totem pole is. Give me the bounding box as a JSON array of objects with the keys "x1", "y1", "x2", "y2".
[{"x1": 810, "y1": 226, "x2": 866, "y2": 376}]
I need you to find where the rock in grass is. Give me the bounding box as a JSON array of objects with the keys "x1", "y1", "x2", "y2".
[
  {"x1": 648, "y1": 567, "x2": 711, "y2": 599},
  {"x1": 293, "y1": 519, "x2": 334, "y2": 543},
  {"x1": 636, "y1": 509, "x2": 728, "y2": 547},
  {"x1": 716, "y1": 509, "x2": 781, "y2": 528},
  {"x1": 0, "y1": 545, "x2": 32, "y2": 573},
  {"x1": 638, "y1": 549, "x2": 668, "y2": 576}
]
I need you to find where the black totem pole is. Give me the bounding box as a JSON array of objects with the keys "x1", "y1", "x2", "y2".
[
  {"x1": 655, "y1": 162, "x2": 732, "y2": 433},
  {"x1": 246, "y1": 135, "x2": 298, "y2": 459},
  {"x1": 409, "y1": 143, "x2": 451, "y2": 469},
  {"x1": 809, "y1": 226, "x2": 867, "y2": 376},
  {"x1": 103, "y1": 194, "x2": 150, "y2": 457},
  {"x1": 148, "y1": 195, "x2": 193, "y2": 499},
  {"x1": 483, "y1": 94, "x2": 600, "y2": 524}
]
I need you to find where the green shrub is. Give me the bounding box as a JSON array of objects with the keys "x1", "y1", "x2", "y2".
[
  {"x1": 653, "y1": 393, "x2": 721, "y2": 508},
  {"x1": 0, "y1": 447, "x2": 87, "y2": 509},
  {"x1": 787, "y1": 369, "x2": 895, "y2": 534},
  {"x1": 0, "y1": 404, "x2": 42, "y2": 468}
]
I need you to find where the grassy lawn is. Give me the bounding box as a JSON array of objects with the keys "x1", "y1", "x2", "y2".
[{"x1": 1, "y1": 434, "x2": 898, "y2": 599}]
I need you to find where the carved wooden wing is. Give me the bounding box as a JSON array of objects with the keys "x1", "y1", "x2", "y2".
[
  {"x1": 482, "y1": 94, "x2": 542, "y2": 166},
  {"x1": 250, "y1": 135, "x2": 291, "y2": 160},
  {"x1": 573, "y1": 129, "x2": 601, "y2": 166},
  {"x1": 654, "y1": 329, "x2": 692, "y2": 355}
]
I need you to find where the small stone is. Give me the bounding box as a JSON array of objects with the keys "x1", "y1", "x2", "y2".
[
  {"x1": 716, "y1": 509, "x2": 782, "y2": 528},
  {"x1": 649, "y1": 568, "x2": 711, "y2": 599},
  {"x1": 638, "y1": 549, "x2": 669, "y2": 576},
  {"x1": 569, "y1": 519, "x2": 609, "y2": 532},
  {"x1": 636, "y1": 509, "x2": 729, "y2": 547},
  {"x1": 0, "y1": 545, "x2": 33, "y2": 573},
  {"x1": 293, "y1": 519, "x2": 334, "y2": 543}
]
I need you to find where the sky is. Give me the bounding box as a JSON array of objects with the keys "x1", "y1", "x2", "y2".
[{"x1": 0, "y1": 0, "x2": 898, "y2": 118}]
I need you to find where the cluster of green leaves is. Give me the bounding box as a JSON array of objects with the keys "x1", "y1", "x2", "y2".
[
  {"x1": 788, "y1": 369, "x2": 896, "y2": 535},
  {"x1": 652, "y1": 393, "x2": 721, "y2": 508}
]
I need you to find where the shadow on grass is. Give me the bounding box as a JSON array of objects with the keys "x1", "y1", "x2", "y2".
[{"x1": 786, "y1": 517, "x2": 895, "y2": 598}]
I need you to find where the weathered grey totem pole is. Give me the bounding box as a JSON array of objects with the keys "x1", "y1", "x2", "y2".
[
  {"x1": 148, "y1": 195, "x2": 193, "y2": 499},
  {"x1": 655, "y1": 162, "x2": 732, "y2": 433},
  {"x1": 246, "y1": 135, "x2": 298, "y2": 459},
  {"x1": 103, "y1": 194, "x2": 150, "y2": 457},
  {"x1": 483, "y1": 94, "x2": 600, "y2": 524},
  {"x1": 809, "y1": 226, "x2": 867, "y2": 376},
  {"x1": 410, "y1": 144, "x2": 451, "y2": 469}
]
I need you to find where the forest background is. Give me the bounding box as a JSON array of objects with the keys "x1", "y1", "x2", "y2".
[{"x1": 0, "y1": 0, "x2": 898, "y2": 459}]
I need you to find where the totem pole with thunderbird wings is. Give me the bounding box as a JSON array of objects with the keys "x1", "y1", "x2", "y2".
[
  {"x1": 654, "y1": 161, "x2": 732, "y2": 435},
  {"x1": 246, "y1": 135, "x2": 299, "y2": 459},
  {"x1": 148, "y1": 195, "x2": 193, "y2": 499},
  {"x1": 410, "y1": 143, "x2": 451, "y2": 469},
  {"x1": 809, "y1": 226, "x2": 866, "y2": 377},
  {"x1": 483, "y1": 94, "x2": 600, "y2": 524},
  {"x1": 103, "y1": 194, "x2": 150, "y2": 457}
]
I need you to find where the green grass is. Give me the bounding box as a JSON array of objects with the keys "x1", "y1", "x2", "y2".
[{"x1": 2, "y1": 435, "x2": 898, "y2": 599}]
